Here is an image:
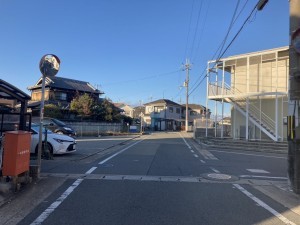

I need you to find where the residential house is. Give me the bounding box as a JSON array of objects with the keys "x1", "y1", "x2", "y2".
[
  {"x1": 182, "y1": 104, "x2": 211, "y2": 123},
  {"x1": 114, "y1": 103, "x2": 134, "y2": 118},
  {"x1": 207, "y1": 46, "x2": 288, "y2": 141},
  {"x1": 144, "y1": 99, "x2": 183, "y2": 131},
  {"x1": 27, "y1": 76, "x2": 104, "y2": 114}
]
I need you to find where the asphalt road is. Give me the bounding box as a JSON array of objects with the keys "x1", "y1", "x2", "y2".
[{"x1": 4, "y1": 132, "x2": 300, "y2": 225}]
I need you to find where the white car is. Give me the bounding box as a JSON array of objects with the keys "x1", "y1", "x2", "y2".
[{"x1": 30, "y1": 124, "x2": 76, "y2": 155}]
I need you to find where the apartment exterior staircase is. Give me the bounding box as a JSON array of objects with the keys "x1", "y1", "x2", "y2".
[{"x1": 212, "y1": 82, "x2": 279, "y2": 141}]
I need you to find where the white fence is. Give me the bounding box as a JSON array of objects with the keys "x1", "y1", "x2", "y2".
[{"x1": 193, "y1": 118, "x2": 231, "y2": 138}]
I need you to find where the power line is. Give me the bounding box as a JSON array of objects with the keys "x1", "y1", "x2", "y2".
[
  {"x1": 188, "y1": 0, "x2": 242, "y2": 95},
  {"x1": 102, "y1": 69, "x2": 181, "y2": 86},
  {"x1": 188, "y1": 0, "x2": 261, "y2": 97},
  {"x1": 189, "y1": 0, "x2": 204, "y2": 59},
  {"x1": 184, "y1": 0, "x2": 196, "y2": 60}
]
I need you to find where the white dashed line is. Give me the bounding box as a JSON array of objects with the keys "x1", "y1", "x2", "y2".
[
  {"x1": 179, "y1": 133, "x2": 192, "y2": 149},
  {"x1": 200, "y1": 160, "x2": 206, "y2": 164},
  {"x1": 85, "y1": 167, "x2": 97, "y2": 174},
  {"x1": 193, "y1": 154, "x2": 199, "y2": 158},
  {"x1": 191, "y1": 150, "x2": 195, "y2": 153},
  {"x1": 210, "y1": 167, "x2": 220, "y2": 173}
]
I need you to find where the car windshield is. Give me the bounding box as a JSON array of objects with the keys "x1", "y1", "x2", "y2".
[
  {"x1": 31, "y1": 124, "x2": 53, "y2": 134},
  {"x1": 52, "y1": 119, "x2": 66, "y2": 126}
]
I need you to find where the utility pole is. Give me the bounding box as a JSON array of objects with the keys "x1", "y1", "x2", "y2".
[
  {"x1": 184, "y1": 59, "x2": 191, "y2": 132},
  {"x1": 288, "y1": 0, "x2": 300, "y2": 194}
]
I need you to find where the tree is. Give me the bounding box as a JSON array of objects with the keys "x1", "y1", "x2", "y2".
[
  {"x1": 44, "y1": 104, "x2": 62, "y2": 118},
  {"x1": 70, "y1": 93, "x2": 94, "y2": 117}
]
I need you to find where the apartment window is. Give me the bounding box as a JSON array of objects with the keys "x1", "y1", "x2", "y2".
[
  {"x1": 176, "y1": 108, "x2": 180, "y2": 114},
  {"x1": 169, "y1": 107, "x2": 173, "y2": 113}
]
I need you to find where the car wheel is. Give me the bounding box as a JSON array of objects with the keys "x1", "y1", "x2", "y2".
[
  {"x1": 56, "y1": 131, "x2": 64, "y2": 135},
  {"x1": 34, "y1": 142, "x2": 53, "y2": 156}
]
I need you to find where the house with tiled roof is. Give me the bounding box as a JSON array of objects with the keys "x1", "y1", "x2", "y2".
[{"x1": 27, "y1": 76, "x2": 104, "y2": 111}]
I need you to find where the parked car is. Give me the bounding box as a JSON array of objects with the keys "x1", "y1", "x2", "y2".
[
  {"x1": 30, "y1": 123, "x2": 76, "y2": 155},
  {"x1": 32, "y1": 117, "x2": 76, "y2": 137}
]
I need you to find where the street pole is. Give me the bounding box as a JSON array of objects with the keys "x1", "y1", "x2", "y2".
[
  {"x1": 184, "y1": 59, "x2": 191, "y2": 132},
  {"x1": 288, "y1": 0, "x2": 300, "y2": 194},
  {"x1": 36, "y1": 75, "x2": 45, "y2": 178},
  {"x1": 36, "y1": 54, "x2": 60, "y2": 179}
]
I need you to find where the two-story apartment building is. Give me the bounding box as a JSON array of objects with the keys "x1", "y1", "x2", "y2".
[{"x1": 207, "y1": 46, "x2": 289, "y2": 141}]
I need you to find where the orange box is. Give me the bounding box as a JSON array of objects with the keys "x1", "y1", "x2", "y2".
[{"x1": 2, "y1": 131, "x2": 31, "y2": 176}]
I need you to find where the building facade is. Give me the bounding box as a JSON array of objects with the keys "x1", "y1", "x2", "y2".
[{"x1": 207, "y1": 46, "x2": 289, "y2": 141}]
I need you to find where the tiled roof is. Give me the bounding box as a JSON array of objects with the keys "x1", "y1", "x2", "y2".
[
  {"x1": 28, "y1": 76, "x2": 104, "y2": 94},
  {"x1": 144, "y1": 99, "x2": 182, "y2": 107}
]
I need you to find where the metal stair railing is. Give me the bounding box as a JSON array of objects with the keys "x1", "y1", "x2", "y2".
[{"x1": 208, "y1": 82, "x2": 277, "y2": 140}]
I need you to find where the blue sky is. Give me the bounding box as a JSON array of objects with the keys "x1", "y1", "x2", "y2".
[{"x1": 0, "y1": 0, "x2": 289, "y2": 114}]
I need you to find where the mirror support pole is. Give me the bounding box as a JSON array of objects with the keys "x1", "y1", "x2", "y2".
[{"x1": 37, "y1": 75, "x2": 46, "y2": 179}]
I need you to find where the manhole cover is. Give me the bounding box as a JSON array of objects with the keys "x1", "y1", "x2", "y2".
[
  {"x1": 207, "y1": 173, "x2": 232, "y2": 180},
  {"x1": 202, "y1": 173, "x2": 239, "y2": 182}
]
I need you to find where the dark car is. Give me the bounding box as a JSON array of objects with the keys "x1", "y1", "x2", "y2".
[{"x1": 32, "y1": 117, "x2": 76, "y2": 137}]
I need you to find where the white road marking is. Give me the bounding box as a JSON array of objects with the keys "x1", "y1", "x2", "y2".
[
  {"x1": 31, "y1": 139, "x2": 145, "y2": 225},
  {"x1": 239, "y1": 175, "x2": 288, "y2": 180},
  {"x1": 191, "y1": 150, "x2": 195, "y2": 153},
  {"x1": 210, "y1": 167, "x2": 220, "y2": 173},
  {"x1": 179, "y1": 133, "x2": 192, "y2": 149},
  {"x1": 85, "y1": 167, "x2": 97, "y2": 174},
  {"x1": 76, "y1": 138, "x2": 133, "y2": 142},
  {"x1": 209, "y1": 149, "x2": 286, "y2": 159},
  {"x1": 30, "y1": 178, "x2": 84, "y2": 225},
  {"x1": 200, "y1": 160, "x2": 206, "y2": 163},
  {"x1": 99, "y1": 139, "x2": 144, "y2": 164},
  {"x1": 196, "y1": 148, "x2": 218, "y2": 160},
  {"x1": 246, "y1": 169, "x2": 269, "y2": 174},
  {"x1": 193, "y1": 154, "x2": 199, "y2": 158},
  {"x1": 233, "y1": 184, "x2": 296, "y2": 225}
]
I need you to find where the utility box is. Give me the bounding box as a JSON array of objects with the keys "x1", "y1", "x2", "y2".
[{"x1": 2, "y1": 131, "x2": 31, "y2": 176}]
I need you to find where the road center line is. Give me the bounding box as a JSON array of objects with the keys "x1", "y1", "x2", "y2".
[
  {"x1": 233, "y1": 184, "x2": 296, "y2": 225},
  {"x1": 99, "y1": 139, "x2": 144, "y2": 164},
  {"x1": 193, "y1": 154, "x2": 199, "y2": 158},
  {"x1": 200, "y1": 160, "x2": 206, "y2": 163}
]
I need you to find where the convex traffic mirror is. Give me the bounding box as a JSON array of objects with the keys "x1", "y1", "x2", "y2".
[{"x1": 39, "y1": 54, "x2": 60, "y2": 77}]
